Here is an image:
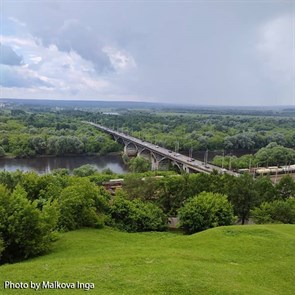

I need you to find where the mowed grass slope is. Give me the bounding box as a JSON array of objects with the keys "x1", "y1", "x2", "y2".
[{"x1": 0, "y1": 225, "x2": 294, "y2": 295}]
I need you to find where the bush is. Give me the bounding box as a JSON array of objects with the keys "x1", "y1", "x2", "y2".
[
  {"x1": 0, "y1": 146, "x2": 5, "y2": 157},
  {"x1": 58, "y1": 178, "x2": 108, "y2": 231},
  {"x1": 109, "y1": 196, "x2": 167, "y2": 232},
  {"x1": 255, "y1": 142, "x2": 295, "y2": 166},
  {"x1": 178, "y1": 192, "x2": 235, "y2": 234},
  {"x1": 251, "y1": 199, "x2": 295, "y2": 224},
  {"x1": 73, "y1": 164, "x2": 98, "y2": 177},
  {"x1": 0, "y1": 237, "x2": 4, "y2": 260},
  {"x1": 128, "y1": 156, "x2": 150, "y2": 173},
  {"x1": 0, "y1": 185, "x2": 58, "y2": 264},
  {"x1": 275, "y1": 175, "x2": 295, "y2": 200}
]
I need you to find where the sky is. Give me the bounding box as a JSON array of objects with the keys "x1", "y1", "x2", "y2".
[{"x1": 0, "y1": 0, "x2": 294, "y2": 106}]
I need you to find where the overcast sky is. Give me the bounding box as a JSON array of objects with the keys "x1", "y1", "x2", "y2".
[{"x1": 0, "y1": 0, "x2": 294, "y2": 106}]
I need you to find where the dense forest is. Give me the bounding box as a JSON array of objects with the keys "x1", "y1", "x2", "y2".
[
  {"x1": 0, "y1": 109, "x2": 121, "y2": 158},
  {"x1": 1, "y1": 107, "x2": 295, "y2": 168}
]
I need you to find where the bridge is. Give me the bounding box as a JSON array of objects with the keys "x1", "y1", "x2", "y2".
[{"x1": 84, "y1": 121, "x2": 239, "y2": 176}]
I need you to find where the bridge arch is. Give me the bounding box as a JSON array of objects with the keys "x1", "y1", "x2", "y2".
[
  {"x1": 138, "y1": 147, "x2": 152, "y2": 158},
  {"x1": 124, "y1": 141, "x2": 138, "y2": 156},
  {"x1": 171, "y1": 161, "x2": 182, "y2": 172},
  {"x1": 113, "y1": 135, "x2": 125, "y2": 145}
]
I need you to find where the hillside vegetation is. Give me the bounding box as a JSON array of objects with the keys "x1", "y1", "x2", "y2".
[{"x1": 1, "y1": 224, "x2": 294, "y2": 295}]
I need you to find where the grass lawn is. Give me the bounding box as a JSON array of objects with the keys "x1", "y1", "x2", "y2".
[{"x1": 0, "y1": 224, "x2": 294, "y2": 295}]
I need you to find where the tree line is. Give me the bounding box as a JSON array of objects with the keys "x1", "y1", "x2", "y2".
[
  {"x1": 2, "y1": 108, "x2": 295, "y2": 164},
  {"x1": 0, "y1": 110, "x2": 121, "y2": 158},
  {"x1": 93, "y1": 111, "x2": 295, "y2": 152},
  {"x1": 0, "y1": 167, "x2": 294, "y2": 264},
  {"x1": 212, "y1": 142, "x2": 295, "y2": 169}
]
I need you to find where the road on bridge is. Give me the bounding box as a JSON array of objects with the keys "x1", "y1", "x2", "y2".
[{"x1": 84, "y1": 121, "x2": 239, "y2": 176}]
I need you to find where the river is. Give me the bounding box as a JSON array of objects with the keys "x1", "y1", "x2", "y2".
[
  {"x1": 0, "y1": 150, "x2": 254, "y2": 175},
  {"x1": 0, "y1": 154, "x2": 128, "y2": 174}
]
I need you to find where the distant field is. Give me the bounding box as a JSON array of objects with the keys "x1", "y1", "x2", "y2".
[{"x1": 1, "y1": 225, "x2": 294, "y2": 295}]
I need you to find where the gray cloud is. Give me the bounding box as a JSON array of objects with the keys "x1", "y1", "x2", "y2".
[
  {"x1": 0, "y1": 65, "x2": 51, "y2": 88},
  {"x1": 34, "y1": 19, "x2": 114, "y2": 73},
  {"x1": 1, "y1": 1, "x2": 293, "y2": 105},
  {"x1": 0, "y1": 43, "x2": 22, "y2": 65}
]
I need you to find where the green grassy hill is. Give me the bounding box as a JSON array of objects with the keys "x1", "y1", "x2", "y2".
[{"x1": 1, "y1": 225, "x2": 294, "y2": 295}]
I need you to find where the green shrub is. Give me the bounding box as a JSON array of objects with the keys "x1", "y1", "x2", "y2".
[
  {"x1": 0, "y1": 237, "x2": 4, "y2": 260},
  {"x1": 178, "y1": 192, "x2": 235, "y2": 234},
  {"x1": 58, "y1": 178, "x2": 108, "y2": 231},
  {"x1": 109, "y1": 196, "x2": 167, "y2": 232},
  {"x1": 0, "y1": 185, "x2": 58, "y2": 263},
  {"x1": 0, "y1": 146, "x2": 5, "y2": 157},
  {"x1": 251, "y1": 199, "x2": 295, "y2": 224},
  {"x1": 73, "y1": 164, "x2": 98, "y2": 177},
  {"x1": 128, "y1": 156, "x2": 150, "y2": 173}
]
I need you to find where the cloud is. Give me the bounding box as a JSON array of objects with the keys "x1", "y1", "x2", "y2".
[
  {"x1": 0, "y1": 65, "x2": 52, "y2": 88},
  {"x1": 42, "y1": 19, "x2": 115, "y2": 73},
  {"x1": 1, "y1": 12, "x2": 138, "y2": 101},
  {"x1": 3, "y1": 1, "x2": 292, "y2": 105},
  {"x1": 8, "y1": 17, "x2": 26, "y2": 27},
  {"x1": 0, "y1": 33, "x2": 111, "y2": 96},
  {"x1": 103, "y1": 46, "x2": 136, "y2": 72},
  {"x1": 257, "y1": 13, "x2": 293, "y2": 85},
  {"x1": 0, "y1": 43, "x2": 23, "y2": 65}
]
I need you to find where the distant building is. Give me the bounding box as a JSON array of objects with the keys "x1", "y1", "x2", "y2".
[{"x1": 102, "y1": 178, "x2": 124, "y2": 194}]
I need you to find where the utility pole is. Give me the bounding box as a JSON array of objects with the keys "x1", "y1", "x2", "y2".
[
  {"x1": 175, "y1": 141, "x2": 179, "y2": 153},
  {"x1": 204, "y1": 149, "x2": 208, "y2": 166},
  {"x1": 189, "y1": 147, "x2": 193, "y2": 159}
]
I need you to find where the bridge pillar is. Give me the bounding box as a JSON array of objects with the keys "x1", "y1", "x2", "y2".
[
  {"x1": 183, "y1": 164, "x2": 190, "y2": 173},
  {"x1": 151, "y1": 157, "x2": 159, "y2": 170}
]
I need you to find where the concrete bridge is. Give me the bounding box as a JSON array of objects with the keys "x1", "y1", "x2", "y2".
[{"x1": 84, "y1": 121, "x2": 239, "y2": 176}]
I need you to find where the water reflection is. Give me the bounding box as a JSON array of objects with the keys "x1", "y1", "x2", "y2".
[{"x1": 0, "y1": 155, "x2": 128, "y2": 174}]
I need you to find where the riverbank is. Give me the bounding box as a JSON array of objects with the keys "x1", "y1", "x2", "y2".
[{"x1": 1, "y1": 151, "x2": 122, "y2": 160}]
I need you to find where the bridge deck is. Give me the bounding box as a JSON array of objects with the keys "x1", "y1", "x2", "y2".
[{"x1": 84, "y1": 121, "x2": 239, "y2": 176}]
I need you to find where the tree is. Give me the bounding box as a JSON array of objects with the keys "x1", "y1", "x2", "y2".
[
  {"x1": 0, "y1": 170, "x2": 22, "y2": 191},
  {"x1": 58, "y1": 178, "x2": 108, "y2": 231},
  {"x1": 0, "y1": 237, "x2": 4, "y2": 261},
  {"x1": 251, "y1": 199, "x2": 295, "y2": 224},
  {"x1": 254, "y1": 176, "x2": 277, "y2": 202},
  {"x1": 178, "y1": 192, "x2": 235, "y2": 234},
  {"x1": 19, "y1": 172, "x2": 41, "y2": 200},
  {"x1": 156, "y1": 175, "x2": 193, "y2": 215},
  {"x1": 255, "y1": 143, "x2": 295, "y2": 166},
  {"x1": 0, "y1": 185, "x2": 58, "y2": 263},
  {"x1": 128, "y1": 156, "x2": 150, "y2": 173},
  {"x1": 47, "y1": 136, "x2": 84, "y2": 155},
  {"x1": 73, "y1": 164, "x2": 98, "y2": 177},
  {"x1": 109, "y1": 196, "x2": 167, "y2": 232},
  {"x1": 29, "y1": 136, "x2": 46, "y2": 154},
  {"x1": 275, "y1": 175, "x2": 295, "y2": 200},
  {"x1": 228, "y1": 173, "x2": 258, "y2": 224},
  {"x1": 0, "y1": 146, "x2": 5, "y2": 157}
]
